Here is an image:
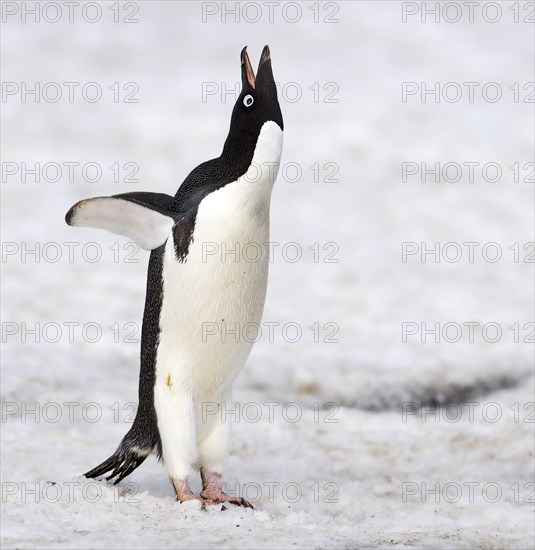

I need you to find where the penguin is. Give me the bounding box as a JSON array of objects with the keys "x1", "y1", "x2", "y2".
[{"x1": 65, "y1": 45, "x2": 283, "y2": 507}]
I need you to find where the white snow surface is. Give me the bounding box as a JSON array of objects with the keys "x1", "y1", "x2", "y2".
[{"x1": 1, "y1": 2, "x2": 533, "y2": 548}]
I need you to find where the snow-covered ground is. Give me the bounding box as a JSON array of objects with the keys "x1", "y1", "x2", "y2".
[{"x1": 1, "y1": 1, "x2": 533, "y2": 548}]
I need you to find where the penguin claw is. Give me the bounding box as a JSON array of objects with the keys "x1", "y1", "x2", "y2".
[
  {"x1": 236, "y1": 497, "x2": 254, "y2": 509},
  {"x1": 199, "y1": 469, "x2": 254, "y2": 509},
  {"x1": 200, "y1": 495, "x2": 254, "y2": 509},
  {"x1": 199, "y1": 500, "x2": 229, "y2": 512}
]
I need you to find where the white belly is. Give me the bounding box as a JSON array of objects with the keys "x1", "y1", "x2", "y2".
[
  {"x1": 157, "y1": 202, "x2": 270, "y2": 398},
  {"x1": 155, "y1": 121, "x2": 283, "y2": 400}
]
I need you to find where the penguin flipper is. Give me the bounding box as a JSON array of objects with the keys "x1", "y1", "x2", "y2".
[
  {"x1": 112, "y1": 191, "x2": 175, "y2": 212},
  {"x1": 65, "y1": 194, "x2": 177, "y2": 251}
]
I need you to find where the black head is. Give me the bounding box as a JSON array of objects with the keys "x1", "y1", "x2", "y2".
[
  {"x1": 224, "y1": 46, "x2": 283, "y2": 150},
  {"x1": 170, "y1": 46, "x2": 284, "y2": 213}
]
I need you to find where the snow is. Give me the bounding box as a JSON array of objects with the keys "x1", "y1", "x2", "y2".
[{"x1": 1, "y1": 1, "x2": 533, "y2": 548}]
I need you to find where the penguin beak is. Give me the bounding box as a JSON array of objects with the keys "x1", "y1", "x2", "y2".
[
  {"x1": 241, "y1": 46, "x2": 256, "y2": 89},
  {"x1": 258, "y1": 45, "x2": 271, "y2": 70},
  {"x1": 241, "y1": 45, "x2": 273, "y2": 91},
  {"x1": 254, "y1": 45, "x2": 277, "y2": 99}
]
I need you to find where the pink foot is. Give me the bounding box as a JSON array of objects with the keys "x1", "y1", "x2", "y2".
[
  {"x1": 172, "y1": 478, "x2": 200, "y2": 504},
  {"x1": 200, "y1": 469, "x2": 254, "y2": 509}
]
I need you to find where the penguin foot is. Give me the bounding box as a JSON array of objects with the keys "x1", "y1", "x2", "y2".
[
  {"x1": 200, "y1": 469, "x2": 254, "y2": 509},
  {"x1": 172, "y1": 478, "x2": 199, "y2": 504}
]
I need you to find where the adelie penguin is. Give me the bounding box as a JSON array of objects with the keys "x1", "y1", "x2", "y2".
[{"x1": 65, "y1": 46, "x2": 283, "y2": 507}]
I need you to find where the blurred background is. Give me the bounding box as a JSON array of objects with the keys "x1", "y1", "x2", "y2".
[{"x1": 1, "y1": 2, "x2": 533, "y2": 548}]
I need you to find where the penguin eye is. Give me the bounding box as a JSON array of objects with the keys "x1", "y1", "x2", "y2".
[{"x1": 243, "y1": 94, "x2": 254, "y2": 108}]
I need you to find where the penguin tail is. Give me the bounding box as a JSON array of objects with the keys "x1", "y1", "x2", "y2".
[{"x1": 84, "y1": 434, "x2": 156, "y2": 485}]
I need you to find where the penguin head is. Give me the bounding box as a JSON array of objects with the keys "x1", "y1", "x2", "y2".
[{"x1": 227, "y1": 45, "x2": 284, "y2": 142}]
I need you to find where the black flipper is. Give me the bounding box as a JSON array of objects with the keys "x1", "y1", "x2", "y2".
[
  {"x1": 65, "y1": 192, "x2": 178, "y2": 251},
  {"x1": 112, "y1": 192, "x2": 175, "y2": 214}
]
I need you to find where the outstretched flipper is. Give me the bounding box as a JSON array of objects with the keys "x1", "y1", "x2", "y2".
[
  {"x1": 113, "y1": 192, "x2": 176, "y2": 212},
  {"x1": 65, "y1": 192, "x2": 177, "y2": 250}
]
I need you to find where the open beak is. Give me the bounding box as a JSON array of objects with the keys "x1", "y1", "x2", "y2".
[
  {"x1": 241, "y1": 46, "x2": 255, "y2": 89},
  {"x1": 258, "y1": 45, "x2": 271, "y2": 69},
  {"x1": 241, "y1": 45, "x2": 271, "y2": 90}
]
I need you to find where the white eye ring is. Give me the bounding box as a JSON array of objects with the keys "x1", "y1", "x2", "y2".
[{"x1": 243, "y1": 94, "x2": 254, "y2": 107}]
